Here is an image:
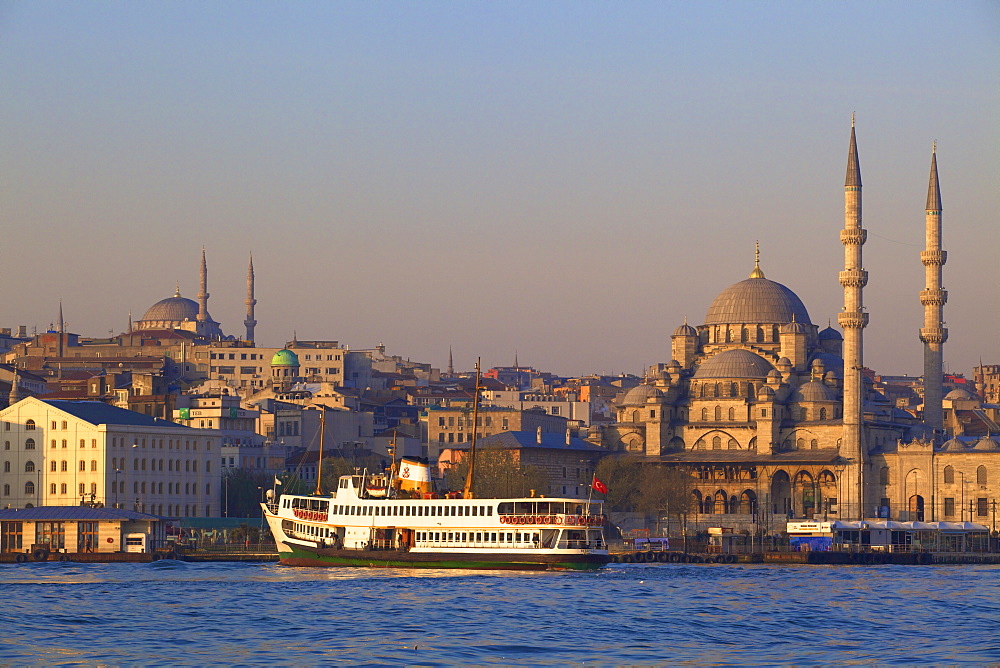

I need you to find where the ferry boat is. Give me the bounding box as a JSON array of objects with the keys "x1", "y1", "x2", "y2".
[
  {"x1": 262, "y1": 467, "x2": 610, "y2": 571},
  {"x1": 262, "y1": 360, "x2": 610, "y2": 571}
]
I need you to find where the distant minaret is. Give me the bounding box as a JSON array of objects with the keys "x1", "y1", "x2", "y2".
[
  {"x1": 7, "y1": 369, "x2": 27, "y2": 407},
  {"x1": 838, "y1": 117, "x2": 868, "y2": 520},
  {"x1": 447, "y1": 346, "x2": 454, "y2": 376},
  {"x1": 57, "y1": 301, "x2": 65, "y2": 358},
  {"x1": 197, "y1": 247, "x2": 209, "y2": 327},
  {"x1": 244, "y1": 252, "x2": 257, "y2": 342},
  {"x1": 920, "y1": 143, "x2": 947, "y2": 432}
]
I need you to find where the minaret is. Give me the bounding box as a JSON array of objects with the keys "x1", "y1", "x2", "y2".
[
  {"x1": 57, "y1": 301, "x2": 65, "y2": 358},
  {"x1": 447, "y1": 346, "x2": 454, "y2": 376},
  {"x1": 837, "y1": 117, "x2": 869, "y2": 520},
  {"x1": 197, "y1": 247, "x2": 209, "y2": 328},
  {"x1": 920, "y1": 143, "x2": 947, "y2": 432},
  {"x1": 244, "y1": 252, "x2": 257, "y2": 342}
]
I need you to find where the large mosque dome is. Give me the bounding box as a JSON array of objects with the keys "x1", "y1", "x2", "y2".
[
  {"x1": 704, "y1": 277, "x2": 812, "y2": 326},
  {"x1": 141, "y1": 292, "x2": 200, "y2": 322}
]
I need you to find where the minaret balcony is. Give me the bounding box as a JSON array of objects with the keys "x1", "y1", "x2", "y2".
[
  {"x1": 837, "y1": 312, "x2": 869, "y2": 329},
  {"x1": 838, "y1": 270, "x2": 868, "y2": 288},
  {"x1": 919, "y1": 327, "x2": 948, "y2": 344},
  {"x1": 920, "y1": 250, "x2": 947, "y2": 266},
  {"x1": 919, "y1": 289, "x2": 948, "y2": 306},
  {"x1": 840, "y1": 229, "x2": 867, "y2": 245}
]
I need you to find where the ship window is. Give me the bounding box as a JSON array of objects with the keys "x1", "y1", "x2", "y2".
[
  {"x1": 490, "y1": 533, "x2": 497, "y2": 542},
  {"x1": 471, "y1": 506, "x2": 478, "y2": 516}
]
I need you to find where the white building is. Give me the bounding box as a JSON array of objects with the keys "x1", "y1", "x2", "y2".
[{"x1": 0, "y1": 397, "x2": 220, "y2": 518}]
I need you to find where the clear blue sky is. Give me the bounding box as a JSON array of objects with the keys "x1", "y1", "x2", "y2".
[{"x1": 2, "y1": 1, "x2": 997, "y2": 377}]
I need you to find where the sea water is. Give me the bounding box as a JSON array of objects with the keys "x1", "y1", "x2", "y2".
[{"x1": 1, "y1": 561, "x2": 997, "y2": 665}]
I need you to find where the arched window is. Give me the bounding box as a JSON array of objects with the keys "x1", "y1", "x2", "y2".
[
  {"x1": 61, "y1": 460, "x2": 67, "y2": 471},
  {"x1": 728, "y1": 407, "x2": 735, "y2": 421},
  {"x1": 91, "y1": 460, "x2": 97, "y2": 471},
  {"x1": 695, "y1": 439, "x2": 706, "y2": 450},
  {"x1": 24, "y1": 438, "x2": 35, "y2": 450},
  {"x1": 24, "y1": 481, "x2": 34, "y2": 495},
  {"x1": 701, "y1": 408, "x2": 708, "y2": 421},
  {"x1": 24, "y1": 460, "x2": 35, "y2": 473},
  {"x1": 631, "y1": 410, "x2": 640, "y2": 423},
  {"x1": 50, "y1": 461, "x2": 57, "y2": 472},
  {"x1": 730, "y1": 383, "x2": 739, "y2": 396},
  {"x1": 2, "y1": 461, "x2": 8, "y2": 473},
  {"x1": 943, "y1": 466, "x2": 954, "y2": 484},
  {"x1": 79, "y1": 460, "x2": 86, "y2": 471},
  {"x1": 2, "y1": 484, "x2": 9, "y2": 495},
  {"x1": 977, "y1": 466, "x2": 988, "y2": 485},
  {"x1": 728, "y1": 439, "x2": 739, "y2": 450},
  {"x1": 90, "y1": 483, "x2": 97, "y2": 495},
  {"x1": 879, "y1": 467, "x2": 890, "y2": 485},
  {"x1": 714, "y1": 406, "x2": 722, "y2": 421},
  {"x1": 712, "y1": 436, "x2": 722, "y2": 450},
  {"x1": 795, "y1": 438, "x2": 804, "y2": 450},
  {"x1": 25, "y1": 420, "x2": 35, "y2": 431},
  {"x1": 819, "y1": 407, "x2": 828, "y2": 420},
  {"x1": 60, "y1": 483, "x2": 67, "y2": 494},
  {"x1": 714, "y1": 383, "x2": 721, "y2": 397},
  {"x1": 62, "y1": 440, "x2": 67, "y2": 448},
  {"x1": 79, "y1": 483, "x2": 85, "y2": 494},
  {"x1": 50, "y1": 483, "x2": 56, "y2": 494}
]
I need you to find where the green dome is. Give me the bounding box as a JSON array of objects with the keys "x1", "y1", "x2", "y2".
[{"x1": 271, "y1": 349, "x2": 300, "y2": 366}]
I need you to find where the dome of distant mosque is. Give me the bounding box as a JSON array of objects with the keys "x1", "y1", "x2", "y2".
[
  {"x1": 619, "y1": 384, "x2": 664, "y2": 406},
  {"x1": 141, "y1": 294, "x2": 200, "y2": 322},
  {"x1": 704, "y1": 277, "x2": 812, "y2": 326}
]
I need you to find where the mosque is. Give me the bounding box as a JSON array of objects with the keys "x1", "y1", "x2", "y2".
[
  {"x1": 131, "y1": 249, "x2": 257, "y2": 342},
  {"x1": 602, "y1": 123, "x2": 1000, "y2": 527}
]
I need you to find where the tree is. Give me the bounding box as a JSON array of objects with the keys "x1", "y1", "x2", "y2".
[
  {"x1": 444, "y1": 447, "x2": 549, "y2": 498},
  {"x1": 594, "y1": 455, "x2": 643, "y2": 512},
  {"x1": 222, "y1": 468, "x2": 272, "y2": 518}
]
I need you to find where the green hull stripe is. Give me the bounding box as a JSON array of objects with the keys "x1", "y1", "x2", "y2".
[{"x1": 279, "y1": 545, "x2": 605, "y2": 571}]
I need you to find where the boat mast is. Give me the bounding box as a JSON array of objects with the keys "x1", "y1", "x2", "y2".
[
  {"x1": 314, "y1": 409, "x2": 326, "y2": 495},
  {"x1": 462, "y1": 358, "x2": 482, "y2": 499}
]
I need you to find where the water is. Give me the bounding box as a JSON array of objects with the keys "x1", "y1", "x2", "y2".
[{"x1": 1, "y1": 561, "x2": 998, "y2": 665}]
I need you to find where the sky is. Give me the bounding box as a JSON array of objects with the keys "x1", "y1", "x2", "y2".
[{"x1": 1, "y1": 1, "x2": 997, "y2": 378}]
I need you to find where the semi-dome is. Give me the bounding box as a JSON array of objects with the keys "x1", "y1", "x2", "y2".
[
  {"x1": 619, "y1": 384, "x2": 664, "y2": 406},
  {"x1": 789, "y1": 380, "x2": 835, "y2": 403},
  {"x1": 944, "y1": 388, "x2": 977, "y2": 401},
  {"x1": 781, "y1": 320, "x2": 809, "y2": 334},
  {"x1": 704, "y1": 277, "x2": 812, "y2": 326},
  {"x1": 271, "y1": 349, "x2": 300, "y2": 367},
  {"x1": 693, "y1": 349, "x2": 776, "y2": 379},
  {"x1": 141, "y1": 293, "x2": 200, "y2": 322}
]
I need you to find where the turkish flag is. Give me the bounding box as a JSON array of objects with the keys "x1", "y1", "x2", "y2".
[{"x1": 592, "y1": 475, "x2": 608, "y2": 494}]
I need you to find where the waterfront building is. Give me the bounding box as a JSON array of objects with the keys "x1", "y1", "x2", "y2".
[
  {"x1": 0, "y1": 397, "x2": 220, "y2": 517},
  {"x1": 0, "y1": 506, "x2": 164, "y2": 556}
]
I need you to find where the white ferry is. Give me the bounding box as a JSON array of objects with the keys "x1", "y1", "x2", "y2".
[{"x1": 262, "y1": 466, "x2": 610, "y2": 571}]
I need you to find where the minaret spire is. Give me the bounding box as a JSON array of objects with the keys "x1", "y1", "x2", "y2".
[
  {"x1": 838, "y1": 118, "x2": 869, "y2": 521},
  {"x1": 244, "y1": 252, "x2": 257, "y2": 342},
  {"x1": 197, "y1": 247, "x2": 209, "y2": 327},
  {"x1": 920, "y1": 143, "x2": 947, "y2": 432},
  {"x1": 447, "y1": 345, "x2": 454, "y2": 376}
]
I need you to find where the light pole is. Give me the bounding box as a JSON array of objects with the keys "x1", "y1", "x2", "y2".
[{"x1": 114, "y1": 469, "x2": 121, "y2": 509}]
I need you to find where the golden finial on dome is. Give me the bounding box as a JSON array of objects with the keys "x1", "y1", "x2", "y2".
[
  {"x1": 749, "y1": 241, "x2": 765, "y2": 278},
  {"x1": 174, "y1": 282, "x2": 181, "y2": 298}
]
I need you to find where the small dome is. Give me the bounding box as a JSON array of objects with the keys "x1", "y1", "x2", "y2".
[
  {"x1": 141, "y1": 295, "x2": 200, "y2": 322},
  {"x1": 673, "y1": 323, "x2": 697, "y2": 337},
  {"x1": 271, "y1": 349, "x2": 300, "y2": 367},
  {"x1": 973, "y1": 436, "x2": 1000, "y2": 451},
  {"x1": 781, "y1": 320, "x2": 809, "y2": 334},
  {"x1": 939, "y1": 437, "x2": 968, "y2": 452},
  {"x1": 619, "y1": 384, "x2": 664, "y2": 406},
  {"x1": 767, "y1": 369, "x2": 781, "y2": 380},
  {"x1": 704, "y1": 277, "x2": 812, "y2": 326},
  {"x1": 757, "y1": 385, "x2": 776, "y2": 398},
  {"x1": 667, "y1": 359, "x2": 682, "y2": 369},
  {"x1": 790, "y1": 380, "x2": 835, "y2": 403},
  {"x1": 944, "y1": 388, "x2": 977, "y2": 401},
  {"x1": 693, "y1": 349, "x2": 776, "y2": 379},
  {"x1": 819, "y1": 326, "x2": 842, "y2": 341},
  {"x1": 776, "y1": 357, "x2": 792, "y2": 369}
]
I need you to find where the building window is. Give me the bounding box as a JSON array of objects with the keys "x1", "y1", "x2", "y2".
[
  {"x1": 80, "y1": 460, "x2": 86, "y2": 471},
  {"x1": 51, "y1": 421, "x2": 57, "y2": 430},
  {"x1": 91, "y1": 460, "x2": 98, "y2": 472},
  {"x1": 977, "y1": 466, "x2": 987, "y2": 486},
  {"x1": 62, "y1": 421, "x2": 68, "y2": 430},
  {"x1": 2, "y1": 461, "x2": 8, "y2": 473},
  {"x1": 714, "y1": 406, "x2": 722, "y2": 421},
  {"x1": 943, "y1": 465, "x2": 954, "y2": 484},
  {"x1": 977, "y1": 498, "x2": 988, "y2": 517},
  {"x1": 24, "y1": 481, "x2": 34, "y2": 495},
  {"x1": 701, "y1": 408, "x2": 708, "y2": 421},
  {"x1": 24, "y1": 461, "x2": 35, "y2": 473},
  {"x1": 61, "y1": 460, "x2": 67, "y2": 471},
  {"x1": 943, "y1": 498, "x2": 955, "y2": 517},
  {"x1": 728, "y1": 407, "x2": 735, "y2": 421},
  {"x1": 819, "y1": 408, "x2": 828, "y2": 420},
  {"x1": 50, "y1": 483, "x2": 56, "y2": 495},
  {"x1": 25, "y1": 438, "x2": 35, "y2": 450},
  {"x1": 62, "y1": 440, "x2": 67, "y2": 449},
  {"x1": 712, "y1": 436, "x2": 722, "y2": 450},
  {"x1": 61, "y1": 483, "x2": 67, "y2": 494},
  {"x1": 879, "y1": 467, "x2": 890, "y2": 485},
  {"x1": 50, "y1": 461, "x2": 57, "y2": 472},
  {"x1": 25, "y1": 420, "x2": 35, "y2": 431}
]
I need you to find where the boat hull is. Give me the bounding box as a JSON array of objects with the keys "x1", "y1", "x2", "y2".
[{"x1": 277, "y1": 542, "x2": 610, "y2": 571}]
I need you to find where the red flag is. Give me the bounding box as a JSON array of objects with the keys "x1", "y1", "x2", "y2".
[{"x1": 592, "y1": 475, "x2": 608, "y2": 494}]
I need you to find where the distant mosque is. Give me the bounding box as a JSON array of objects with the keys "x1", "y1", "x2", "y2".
[{"x1": 132, "y1": 249, "x2": 257, "y2": 342}]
